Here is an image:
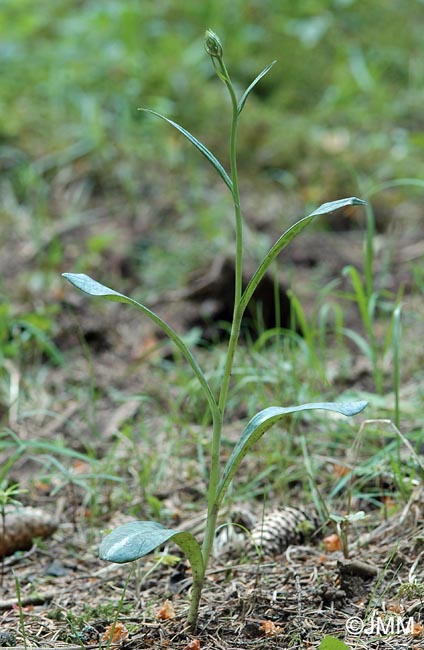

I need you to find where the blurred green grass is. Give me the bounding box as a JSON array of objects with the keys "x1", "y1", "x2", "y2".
[
  {"x1": 1, "y1": 0, "x2": 423, "y2": 206},
  {"x1": 1, "y1": 0, "x2": 423, "y2": 350}
]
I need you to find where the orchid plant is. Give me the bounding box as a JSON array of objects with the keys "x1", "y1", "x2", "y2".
[{"x1": 63, "y1": 30, "x2": 367, "y2": 630}]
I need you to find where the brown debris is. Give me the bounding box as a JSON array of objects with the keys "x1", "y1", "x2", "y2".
[
  {"x1": 259, "y1": 619, "x2": 283, "y2": 636},
  {"x1": 156, "y1": 599, "x2": 177, "y2": 620},
  {"x1": 337, "y1": 558, "x2": 379, "y2": 580},
  {"x1": 323, "y1": 533, "x2": 342, "y2": 553},
  {"x1": 101, "y1": 621, "x2": 129, "y2": 647},
  {"x1": 0, "y1": 496, "x2": 422, "y2": 649}
]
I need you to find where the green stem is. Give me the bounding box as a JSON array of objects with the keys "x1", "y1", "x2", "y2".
[
  {"x1": 201, "y1": 413, "x2": 223, "y2": 566},
  {"x1": 214, "y1": 55, "x2": 243, "y2": 416},
  {"x1": 13, "y1": 570, "x2": 28, "y2": 650},
  {"x1": 187, "y1": 576, "x2": 204, "y2": 631},
  {"x1": 0, "y1": 509, "x2": 5, "y2": 588},
  {"x1": 201, "y1": 54, "x2": 243, "y2": 575}
]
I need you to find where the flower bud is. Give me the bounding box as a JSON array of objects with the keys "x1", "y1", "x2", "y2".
[{"x1": 204, "y1": 29, "x2": 223, "y2": 59}]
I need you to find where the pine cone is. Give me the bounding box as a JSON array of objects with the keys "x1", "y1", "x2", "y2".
[
  {"x1": 0, "y1": 507, "x2": 57, "y2": 557},
  {"x1": 248, "y1": 506, "x2": 318, "y2": 558}
]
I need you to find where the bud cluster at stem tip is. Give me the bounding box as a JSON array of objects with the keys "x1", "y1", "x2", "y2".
[{"x1": 205, "y1": 29, "x2": 223, "y2": 59}]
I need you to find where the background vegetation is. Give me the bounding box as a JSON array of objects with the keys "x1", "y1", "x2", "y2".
[{"x1": 0, "y1": 1, "x2": 423, "y2": 646}]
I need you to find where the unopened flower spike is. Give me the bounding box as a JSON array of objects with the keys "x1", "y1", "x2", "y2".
[
  {"x1": 205, "y1": 29, "x2": 223, "y2": 59},
  {"x1": 204, "y1": 30, "x2": 229, "y2": 84}
]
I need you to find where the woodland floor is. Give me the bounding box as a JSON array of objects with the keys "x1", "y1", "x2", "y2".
[{"x1": 1, "y1": 184, "x2": 424, "y2": 650}]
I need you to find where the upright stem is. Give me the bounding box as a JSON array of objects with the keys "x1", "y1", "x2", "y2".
[
  {"x1": 201, "y1": 412, "x2": 223, "y2": 566},
  {"x1": 201, "y1": 53, "x2": 243, "y2": 571},
  {"x1": 187, "y1": 576, "x2": 204, "y2": 631},
  {"x1": 213, "y1": 56, "x2": 243, "y2": 417}
]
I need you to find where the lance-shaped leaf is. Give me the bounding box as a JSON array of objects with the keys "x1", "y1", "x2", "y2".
[
  {"x1": 62, "y1": 273, "x2": 218, "y2": 420},
  {"x1": 100, "y1": 521, "x2": 204, "y2": 592},
  {"x1": 216, "y1": 401, "x2": 367, "y2": 506},
  {"x1": 240, "y1": 197, "x2": 366, "y2": 315},
  {"x1": 237, "y1": 60, "x2": 277, "y2": 115},
  {"x1": 140, "y1": 109, "x2": 233, "y2": 194}
]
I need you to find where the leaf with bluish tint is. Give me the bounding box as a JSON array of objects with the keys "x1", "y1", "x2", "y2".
[
  {"x1": 217, "y1": 401, "x2": 367, "y2": 506},
  {"x1": 140, "y1": 109, "x2": 233, "y2": 193},
  {"x1": 61, "y1": 273, "x2": 218, "y2": 419},
  {"x1": 237, "y1": 61, "x2": 276, "y2": 115},
  {"x1": 240, "y1": 197, "x2": 366, "y2": 313},
  {"x1": 100, "y1": 521, "x2": 204, "y2": 592}
]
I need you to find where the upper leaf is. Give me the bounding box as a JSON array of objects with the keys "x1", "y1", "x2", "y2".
[
  {"x1": 140, "y1": 109, "x2": 233, "y2": 194},
  {"x1": 217, "y1": 401, "x2": 367, "y2": 506},
  {"x1": 310, "y1": 197, "x2": 365, "y2": 216},
  {"x1": 330, "y1": 511, "x2": 367, "y2": 524},
  {"x1": 237, "y1": 61, "x2": 277, "y2": 115},
  {"x1": 240, "y1": 197, "x2": 366, "y2": 314}
]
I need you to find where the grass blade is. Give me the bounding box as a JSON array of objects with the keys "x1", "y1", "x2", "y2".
[
  {"x1": 16, "y1": 319, "x2": 65, "y2": 366},
  {"x1": 393, "y1": 303, "x2": 402, "y2": 428},
  {"x1": 342, "y1": 265, "x2": 369, "y2": 330}
]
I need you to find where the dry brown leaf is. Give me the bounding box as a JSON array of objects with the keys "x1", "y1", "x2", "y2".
[
  {"x1": 381, "y1": 496, "x2": 397, "y2": 512},
  {"x1": 184, "y1": 640, "x2": 201, "y2": 650},
  {"x1": 33, "y1": 480, "x2": 51, "y2": 494},
  {"x1": 412, "y1": 622, "x2": 423, "y2": 637},
  {"x1": 0, "y1": 506, "x2": 57, "y2": 557},
  {"x1": 333, "y1": 463, "x2": 350, "y2": 478},
  {"x1": 323, "y1": 533, "x2": 341, "y2": 552},
  {"x1": 72, "y1": 459, "x2": 91, "y2": 473},
  {"x1": 386, "y1": 602, "x2": 402, "y2": 613},
  {"x1": 259, "y1": 620, "x2": 282, "y2": 636},
  {"x1": 101, "y1": 621, "x2": 129, "y2": 646},
  {"x1": 156, "y1": 599, "x2": 176, "y2": 620}
]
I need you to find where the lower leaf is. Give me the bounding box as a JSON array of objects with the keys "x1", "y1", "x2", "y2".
[{"x1": 99, "y1": 521, "x2": 204, "y2": 591}]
